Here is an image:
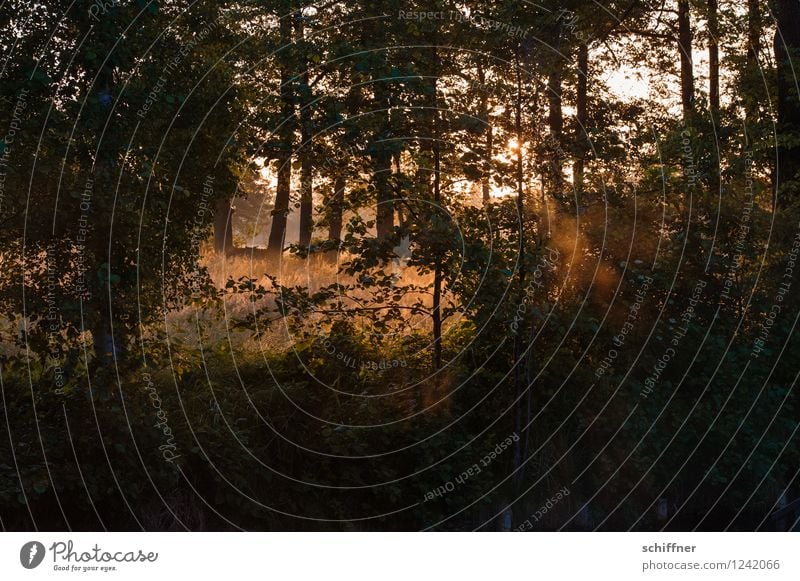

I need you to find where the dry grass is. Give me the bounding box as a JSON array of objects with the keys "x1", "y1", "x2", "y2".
[{"x1": 166, "y1": 250, "x2": 453, "y2": 358}]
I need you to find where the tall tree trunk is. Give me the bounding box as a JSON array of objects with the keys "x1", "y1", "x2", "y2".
[
  {"x1": 372, "y1": 79, "x2": 393, "y2": 239},
  {"x1": 426, "y1": 44, "x2": 443, "y2": 371},
  {"x1": 213, "y1": 199, "x2": 233, "y2": 254},
  {"x1": 359, "y1": 4, "x2": 394, "y2": 240},
  {"x1": 574, "y1": 43, "x2": 589, "y2": 197},
  {"x1": 744, "y1": 0, "x2": 766, "y2": 186},
  {"x1": 708, "y1": 0, "x2": 721, "y2": 194},
  {"x1": 267, "y1": 14, "x2": 294, "y2": 259},
  {"x1": 297, "y1": 17, "x2": 313, "y2": 250},
  {"x1": 478, "y1": 62, "x2": 493, "y2": 205},
  {"x1": 328, "y1": 76, "x2": 360, "y2": 249},
  {"x1": 707, "y1": 0, "x2": 720, "y2": 118},
  {"x1": 267, "y1": 124, "x2": 293, "y2": 257},
  {"x1": 743, "y1": 0, "x2": 762, "y2": 127},
  {"x1": 432, "y1": 134, "x2": 443, "y2": 371},
  {"x1": 268, "y1": 153, "x2": 292, "y2": 258},
  {"x1": 774, "y1": 0, "x2": 800, "y2": 205},
  {"x1": 298, "y1": 105, "x2": 313, "y2": 248},
  {"x1": 678, "y1": 0, "x2": 695, "y2": 121},
  {"x1": 547, "y1": 68, "x2": 564, "y2": 198}
]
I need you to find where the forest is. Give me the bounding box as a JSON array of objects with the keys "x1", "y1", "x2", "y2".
[{"x1": 1, "y1": 0, "x2": 800, "y2": 531}]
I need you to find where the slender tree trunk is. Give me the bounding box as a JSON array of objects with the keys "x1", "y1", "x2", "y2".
[
  {"x1": 708, "y1": 0, "x2": 721, "y2": 194},
  {"x1": 328, "y1": 75, "x2": 360, "y2": 249},
  {"x1": 373, "y1": 80, "x2": 393, "y2": 239},
  {"x1": 267, "y1": 121, "x2": 293, "y2": 257},
  {"x1": 743, "y1": 0, "x2": 762, "y2": 128},
  {"x1": 432, "y1": 138, "x2": 443, "y2": 371},
  {"x1": 774, "y1": 0, "x2": 800, "y2": 205},
  {"x1": 678, "y1": 0, "x2": 695, "y2": 121},
  {"x1": 428, "y1": 46, "x2": 443, "y2": 371},
  {"x1": 298, "y1": 104, "x2": 313, "y2": 248},
  {"x1": 478, "y1": 62, "x2": 493, "y2": 205},
  {"x1": 297, "y1": 16, "x2": 313, "y2": 250},
  {"x1": 547, "y1": 68, "x2": 564, "y2": 198},
  {"x1": 708, "y1": 0, "x2": 720, "y2": 118},
  {"x1": 267, "y1": 15, "x2": 294, "y2": 259},
  {"x1": 745, "y1": 0, "x2": 765, "y2": 183},
  {"x1": 574, "y1": 43, "x2": 589, "y2": 197}
]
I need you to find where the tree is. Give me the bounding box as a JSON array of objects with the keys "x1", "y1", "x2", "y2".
[
  {"x1": 574, "y1": 42, "x2": 589, "y2": 197},
  {"x1": 678, "y1": 0, "x2": 695, "y2": 121},
  {"x1": 267, "y1": 4, "x2": 296, "y2": 259},
  {"x1": 296, "y1": 11, "x2": 315, "y2": 250},
  {"x1": 774, "y1": 0, "x2": 800, "y2": 205},
  {"x1": 707, "y1": 0, "x2": 721, "y2": 195}
]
